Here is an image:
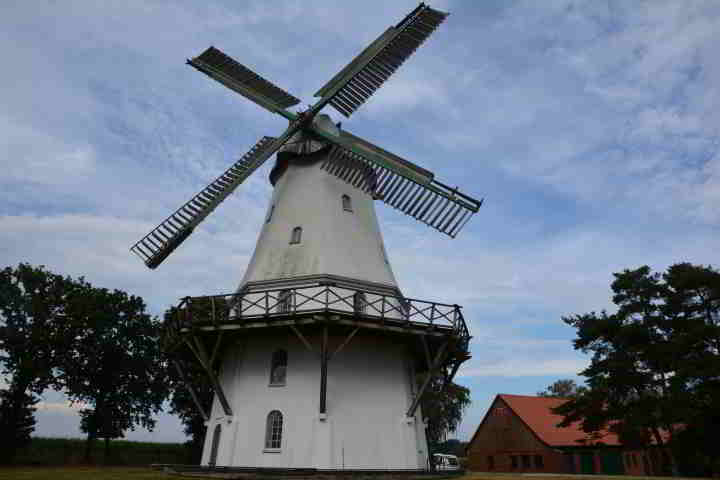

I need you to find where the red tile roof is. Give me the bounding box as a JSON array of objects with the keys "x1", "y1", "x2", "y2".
[{"x1": 498, "y1": 394, "x2": 622, "y2": 447}]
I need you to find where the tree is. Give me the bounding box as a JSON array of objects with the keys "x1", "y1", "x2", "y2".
[
  {"x1": 167, "y1": 356, "x2": 213, "y2": 463},
  {"x1": 537, "y1": 379, "x2": 582, "y2": 398},
  {"x1": 421, "y1": 378, "x2": 471, "y2": 451},
  {"x1": 56, "y1": 277, "x2": 169, "y2": 463},
  {"x1": 0, "y1": 264, "x2": 72, "y2": 463},
  {"x1": 556, "y1": 263, "x2": 720, "y2": 476}
]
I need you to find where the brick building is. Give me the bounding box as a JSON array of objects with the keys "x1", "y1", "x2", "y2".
[{"x1": 466, "y1": 394, "x2": 668, "y2": 475}]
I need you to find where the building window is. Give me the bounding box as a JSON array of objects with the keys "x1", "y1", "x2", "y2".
[
  {"x1": 353, "y1": 291, "x2": 367, "y2": 314},
  {"x1": 342, "y1": 194, "x2": 352, "y2": 212},
  {"x1": 487, "y1": 455, "x2": 494, "y2": 470},
  {"x1": 290, "y1": 226, "x2": 302, "y2": 244},
  {"x1": 266, "y1": 204, "x2": 274, "y2": 223},
  {"x1": 510, "y1": 455, "x2": 518, "y2": 469},
  {"x1": 522, "y1": 455, "x2": 531, "y2": 468},
  {"x1": 264, "y1": 410, "x2": 283, "y2": 450},
  {"x1": 269, "y1": 349, "x2": 287, "y2": 386},
  {"x1": 277, "y1": 289, "x2": 292, "y2": 313},
  {"x1": 534, "y1": 455, "x2": 544, "y2": 468}
]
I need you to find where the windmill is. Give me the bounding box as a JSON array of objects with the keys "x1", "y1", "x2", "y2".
[
  {"x1": 138, "y1": 3, "x2": 479, "y2": 471},
  {"x1": 130, "y1": 3, "x2": 481, "y2": 270}
]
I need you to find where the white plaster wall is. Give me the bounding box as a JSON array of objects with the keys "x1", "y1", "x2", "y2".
[
  {"x1": 201, "y1": 331, "x2": 427, "y2": 469},
  {"x1": 238, "y1": 154, "x2": 398, "y2": 290}
]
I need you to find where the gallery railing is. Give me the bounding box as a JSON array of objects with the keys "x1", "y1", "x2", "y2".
[{"x1": 168, "y1": 284, "x2": 469, "y2": 345}]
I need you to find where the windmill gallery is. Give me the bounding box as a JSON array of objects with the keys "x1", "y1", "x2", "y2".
[{"x1": 131, "y1": 3, "x2": 482, "y2": 471}]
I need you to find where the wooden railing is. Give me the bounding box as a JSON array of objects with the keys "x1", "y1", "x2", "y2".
[{"x1": 168, "y1": 284, "x2": 469, "y2": 344}]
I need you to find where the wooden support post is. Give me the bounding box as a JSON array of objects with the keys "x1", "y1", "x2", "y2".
[
  {"x1": 173, "y1": 360, "x2": 209, "y2": 422},
  {"x1": 210, "y1": 330, "x2": 224, "y2": 366},
  {"x1": 406, "y1": 340, "x2": 448, "y2": 418},
  {"x1": 185, "y1": 336, "x2": 233, "y2": 417},
  {"x1": 330, "y1": 327, "x2": 359, "y2": 360},
  {"x1": 290, "y1": 325, "x2": 314, "y2": 353},
  {"x1": 319, "y1": 324, "x2": 328, "y2": 415},
  {"x1": 420, "y1": 335, "x2": 432, "y2": 370}
]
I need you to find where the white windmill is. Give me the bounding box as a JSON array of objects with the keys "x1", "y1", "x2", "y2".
[{"x1": 133, "y1": 3, "x2": 480, "y2": 471}]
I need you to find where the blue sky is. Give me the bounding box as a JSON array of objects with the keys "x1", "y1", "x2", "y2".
[{"x1": 1, "y1": 0, "x2": 719, "y2": 443}]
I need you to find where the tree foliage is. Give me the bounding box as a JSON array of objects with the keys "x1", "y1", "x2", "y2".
[
  {"x1": 537, "y1": 379, "x2": 583, "y2": 398},
  {"x1": 0, "y1": 264, "x2": 73, "y2": 463},
  {"x1": 0, "y1": 264, "x2": 169, "y2": 464},
  {"x1": 421, "y1": 378, "x2": 471, "y2": 450},
  {"x1": 54, "y1": 277, "x2": 169, "y2": 462},
  {"x1": 556, "y1": 263, "x2": 720, "y2": 476}
]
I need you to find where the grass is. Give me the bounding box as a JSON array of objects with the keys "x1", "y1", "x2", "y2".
[
  {"x1": 0, "y1": 467, "x2": 168, "y2": 480},
  {"x1": 13, "y1": 437, "x2": 189, "y2": 466},
  {"x1": 0, "y1": 471, "x2": 708, "y2": 480}
]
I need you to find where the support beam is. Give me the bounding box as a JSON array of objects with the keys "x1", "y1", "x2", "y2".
[
  {"x1": 406, "y1": 340, "x2": 448, "y2": 418},
  {"x1": 185, "y1": 337, "x2": 233, "y2": 417},
  {"x1": 319, "y1": 324, "x2": 329, "y2": 415},
  {"x1": 420, "y1": 335, "x2": 432, "y2": 370},
  {"x1": 329, "y1": 327, "x2": 359, "y2": 360},
  {"x1": 209, "y1": 330, "x2": 224, "y2": 366},
  {"x1": 290, "y1": 325, "x2": 314, "y2": 352},
  {"x1": 173, "y1": 360, "x2": 209, "y2": 422}
]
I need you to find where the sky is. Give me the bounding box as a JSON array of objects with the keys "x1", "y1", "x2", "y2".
[{"x1": 1, "y1": 0, "x2": 719, "y2": 444}]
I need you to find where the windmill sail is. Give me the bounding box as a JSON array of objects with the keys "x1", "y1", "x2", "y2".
[
  {"x1": 188, "y1": 47, "x2": 300, "y2": 118},
  {"x1": 316, "y1": 131, "x2": 482, "y2": 238},
  {"x1": 132, "y1": 136, "x2": 281, "y2": 269},
  {"x1": 313, "y1": 4, "x2": 448, "y2": 118}
]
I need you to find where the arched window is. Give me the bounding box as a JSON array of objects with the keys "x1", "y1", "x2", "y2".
[
  {"x1": 290, "y1": 226, "x2": 302, "y2": 244},
  {"x1": 265, "y1": 410, "x2": 283, "y2": 450},
  {"x1": 353, "y1": 291, "x2": 367, "y2": 314},
  {"x1": 266, "y1": 204, "x2": 274, "y2": 223},
  {"x1": 342, "y1": 194, "x2": 352, "y2": 212},
  {"x1": 269, "y1": 349, "x2": 287, "y2": 386},
  {"x1": 277, "y1": 289, "x2": 292, "y2": 313},
  {"x1": 209, "y1": 424, "x2": 221, "y2": 466}
]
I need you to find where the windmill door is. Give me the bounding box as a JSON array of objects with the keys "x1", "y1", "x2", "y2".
[{"x1": 209, "y1": 424, "x2": 221, "y2": 466}]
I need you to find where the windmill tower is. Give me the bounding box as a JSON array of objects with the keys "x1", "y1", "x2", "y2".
[{"x1": 133, "y1": 3, "x2": 480, "y2": 471}]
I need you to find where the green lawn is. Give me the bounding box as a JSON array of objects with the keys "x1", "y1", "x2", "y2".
[
  {"x1": 0, "y1": 470, "x2": 710, "y2": 480},
  {"x1": 0, "y1": 467, "x2": 169, "y2": 480}
]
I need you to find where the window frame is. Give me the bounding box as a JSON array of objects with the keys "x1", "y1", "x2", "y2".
[
  {"x1": 342, "y1": 194, "x2": 353, "y2": 212},
  {"x1": 269, "y1": 349, "x2": 287, "y2": 386},
  {"x1": 290, "y1": 226, "x2": 302, "y2": 244},
  {"x1": 277, "y1": 289, "x2": 293, "y2": 313},
  {"x1": 353, "y1": 291, "x2": 367, "y2": 315},
  {"x1": 264, "y1": 410, "x2": 283, "y2": 451}
]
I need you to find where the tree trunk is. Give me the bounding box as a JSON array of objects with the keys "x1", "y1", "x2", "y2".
[
  {"x1": 84, "y1": 431, "x2": 94, "y2": 464},
  {"x1": 104, "y1": 436, "x2": 110, "y2": 465}
]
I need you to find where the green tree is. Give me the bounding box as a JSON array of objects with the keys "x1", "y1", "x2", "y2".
[
  {"x1": 421, "y1": 378, "x2": 471, "y2": 450},
  {"x1": 56, "y1": 278, "x2": 169, "y2": 463},
  {"x1": 0, "y1": 264, "x2": 72, "y2": 463},
  {"x1": 556, "y1": 263, "x2": 720, "y2": 476},
  {"x1": 167, "y1": 357, "x2": 213, "y2": 463},
  {"x1": 537, "y1": 379, "x2": 583, "y2": 398}
]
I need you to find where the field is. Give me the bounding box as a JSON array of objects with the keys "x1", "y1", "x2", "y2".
[{"x1": 0, "y1": 470, "x2": 699, "y2": 480}]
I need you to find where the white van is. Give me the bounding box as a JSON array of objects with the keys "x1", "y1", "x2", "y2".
[{"x1": 433, "y1": 453, "x2": 461, "y2": 471}]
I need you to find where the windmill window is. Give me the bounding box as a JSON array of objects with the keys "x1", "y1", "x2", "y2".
[
  {"x1": 534, "y1": 455, "x2": 544, "y2": 468},
  {"x1": 264, "y1": 410, "x2": 283, "y2": 450},
  {"x1": 522, "y1": 455, "x2": 531, "y2": 468},
  {"x1": 277, "y1": 289, "x2": 292, "y2": 313},
  {"x1": 353, "y1": 291, "x2": 367, "y2": 314},
  {"x1": 342, "y1": 194, "x2": 353, "y2": 212},
  {"x1": 510, "y1": 455, "x2": 518, "y2": 469},
  {"x1": 269, "y1": 349, "x2": 287, "y2": 386},
  {"x1": 290, "y1": 226, "x2": 302, "y2": 244},
  {"x1": 266, "y1": 205, "x2": 274, "y2": 223}
]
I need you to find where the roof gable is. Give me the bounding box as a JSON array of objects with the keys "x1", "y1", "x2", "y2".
[{"x1": 498, "y1": 394, "x2": 621, "y2": 447}]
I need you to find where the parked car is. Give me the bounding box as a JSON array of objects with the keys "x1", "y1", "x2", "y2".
[{"x1": 433, "y1": 453, "x2": 461, "y2": 471}]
